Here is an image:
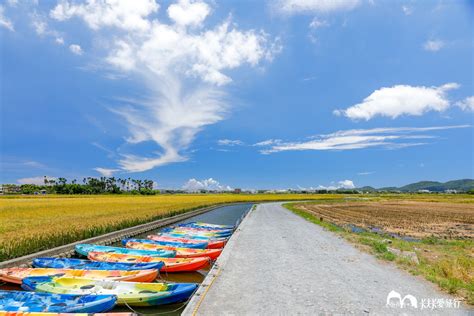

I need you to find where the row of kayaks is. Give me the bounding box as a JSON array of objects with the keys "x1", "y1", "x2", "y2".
[{"x1": 0, "y1": 221, "x2": 234, "y2": 313}]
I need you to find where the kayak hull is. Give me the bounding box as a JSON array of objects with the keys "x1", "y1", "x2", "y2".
[
  {"x1": 75, "y1": 244, "x2": 176, "y2": 258},
  {"x1": 0, "y1": 268, "x2": 157, "y2": 285},
  {"x1": 126, "y1": 241, "x2": 222, "y2": 260},
  {"x1": 88, "y1": 252, "x2": 209, "y2": 272},
  {"x1": 33, "y1": 257, "x2": 163, "y2": 271},
  {"x1": 147, "y1": 235, "x2": 226, "y2": 249},
  {"x1": 0, "y1": 291, "x2": 116, "y2": 313},
  {"x1": 22, "y1": 277, "x2": 198, "y2": 307}
]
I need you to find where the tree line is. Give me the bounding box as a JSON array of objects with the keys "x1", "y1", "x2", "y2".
[{"x1": 17, "y1": 177, "x2": 157, "y2": 195}]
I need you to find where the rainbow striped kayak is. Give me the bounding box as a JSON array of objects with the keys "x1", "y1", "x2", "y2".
[
  {"x1": 88, "y1": 252, "x2": 209, "y2": 272},
  {"x1": 0, "y1": 313, "x2": 134, "y2": 316},
  {"x1": 161, "y1": 228, "x2": 232, "y2": 238},
  {"x1": 75, "y1": 244, "x2": 176, "y2": 258},
  {"x1": 122, "y1": 238, "x2": 208, "y2": 249},
  {"x1": 0, "y1": 291, "x2": 116, "y2": 313},
  {"x1": 33, "y1": 258, "x2": 163, "y2": 271},
  {"x1": 147, "y1": 235, "x2": 226, "y2": 249},
  {"x1": 23, "y1": 276, "x2": 198, "y2": 307},
  {"x1": 125, "y1": 240, "x2": 222, "y2": 260},
  {"x1": 179, "y1": 222, "x2": 234, "y2": 230},
  {"x1": 0, "y1": 268, "x2": 157, "y2": 285}
]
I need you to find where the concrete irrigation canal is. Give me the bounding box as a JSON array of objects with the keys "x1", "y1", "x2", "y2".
[{"x1": 183, "y1": 203, "x2": 470, "y2": 315}]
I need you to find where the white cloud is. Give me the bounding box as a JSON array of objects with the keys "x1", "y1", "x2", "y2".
[
  {"x1": 50, "y1": 1, "x2": 278, "y2": 173},
  {"x1": 357, "y1": 171, "x2": 374, "y2": 175},
  {"x1": 309, "y1": 17, "x2": 328, "y2": 29},
  {"x1": 94, "y1": 167, "x2": 119, "y2": 177},
  {"x1": 456, "y1": 96, "x2": 474, "y2": 111},
  {"x1": 167, "y1": 0, "x2": 210, "y2": 27},
  {"x1": 402, "y1": 5, "x2": 413, "y2": 15},
  {"x1": 423, "y1": 39, "x2": 444, "y2": 52},
  {"x1": 253, "y1": 139, "x2": 282, "y2": 146},
  {"x1": 334, "y1": 83, "x2": 459, "y2": 120},
  {"x1": 17, "y1": 176, "x2": 56, "y2": 185},
  {"x1": 31, "y1": 13, "x2": 64, "y2": 44},
  {"x1": 316, "y1": 180, "x2": 355, "y2": 190},
  {"x1": 69, "y1": 44, "x2": 83, "y2": 55},
  {"x1": 51, "y1": 0, "x2": 159, "y2": 32},
  {"x1": 275, "y1": 0, "x2": 361, "y2": 14},
  {"x1": 217, "y1": 139, "x2": 243, "y2": 146},
  {"x1": 258, "y1": 125, "x2": 470, "y2": 154},
  {"x1": 182, "y1": 178, "x2": 232, "y2": 192},
  {"x1": 0, "y1": 5, "x2": 14, "y2": 31}
]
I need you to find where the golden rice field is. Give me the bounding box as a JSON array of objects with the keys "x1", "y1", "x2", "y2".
[{"x1": 0, "y1": 193, "x2": 342, "y2": 261}]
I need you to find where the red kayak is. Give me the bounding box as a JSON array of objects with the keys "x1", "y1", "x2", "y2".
[{"x1": 148, "y1": 234, "x2": 226, "y2": 249}]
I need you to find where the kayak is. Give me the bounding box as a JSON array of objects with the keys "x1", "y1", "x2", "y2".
[
  {"x1": 163, "y1": 232, "x2": 228, "y2": 241},
  {"x1": 0, "y1": 290, "x2": 116, "y2": 313},
  {"x1": 126, "y1": 241, "x2": 222, "y2": 260},
  {"x1": 168, "y1": 226, "x2": 233, "y2": 234},
  {"x1": 0, "y1": 268, "x2": 157, "y2": 285},
  {"x1": 147, "y1": 235, "x2": 226, "y2": 249},
  {"x1": 75, "y1": 244, "x2": 176, "y2": 258},
  {"x1": 33, "y1": 257, "x2": 163, "y2": 271},
  {"x1": 23, "y1": 276, "x2": 198, "y2": 307},
  {"x1": 179, "y1": 222, "x2": 234, "y2": 230},
  {"x1": 0, "y1": 313, "x2": 134, "y2": 316},
  {"x1": 88, "y1": 252, "x2": 209, "y2": 272},
  {"x1": 122, "y1": 238, "x2": 208, "y2": 249},
  {"x1": 161, "y1": 228, "x2": 232, "y2": 238}
]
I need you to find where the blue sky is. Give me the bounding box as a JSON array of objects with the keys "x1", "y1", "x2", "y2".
[{"x1": 1, "y1": 0, "x2": 473, "y2": 190}]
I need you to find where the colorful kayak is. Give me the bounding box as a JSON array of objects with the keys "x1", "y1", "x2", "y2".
[
  {"x1": 163, "y1": 232, "x2": 228, "y2": 241},
  {"x1": 179, "y1": 222, "x2": 234, "y2": 230},
  {"x1": 0, "y1": 291, "x2": 116, "y2": 313},
  {"x1": 0, "y1": 313, "x2": 134, "y2": 316},
  {"x1": 148, "y1": 235, "x2": 226, "y2": 249},
  {"x1": 122, "y1": 238, "x2": 207, "y2": 249},
  {"x1": 23, "y1": 276, "x2": 198, "y2": 307},
  {"x1": 75, "y1": 244, "x2": 176, "y2": 258},
  {"x1": 88, "y1": 252, "x2": 209, "y2": 272},
  {"x1": 0, "y1": 268, "x2": 157, "y2": 285},
  {"x1": 126, "y1": 241, "x2": 222, "y2": 260},
  {"x1": 33, "y1": 258, "x2": 163, "y2": 271},
  {"x1": 162, "y1": 228, "x2": 232, "y2": 238}
]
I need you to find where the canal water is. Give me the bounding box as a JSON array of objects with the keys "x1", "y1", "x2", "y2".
[{"x1": 2, "y1": 203, "x2": 253, "y2": 315}]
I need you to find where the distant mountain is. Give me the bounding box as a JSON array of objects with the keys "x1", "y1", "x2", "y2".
[{"x1": 358, "y1": 179, "x2": 474, "y2": 192}]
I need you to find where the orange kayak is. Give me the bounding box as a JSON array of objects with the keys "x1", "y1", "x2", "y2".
[
  {"x1": 0, "y1": 267, "x2": 157, "y2": 284},
  {"x1": 126, "y1": 241, "x2": 222, "y2": 260},
  {"x1": 147, "y1": 235, "x2": 226, "y2": 249},
  {"x1": 88, "y1": 252, "x2": 209, "y2": 272}
]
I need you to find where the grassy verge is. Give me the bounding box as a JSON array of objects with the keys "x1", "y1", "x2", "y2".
[{"x1": 284, "y1": 202, "x2": 474, "y2": 305}]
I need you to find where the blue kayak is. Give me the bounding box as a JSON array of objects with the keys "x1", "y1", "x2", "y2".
[
  {"x1": 75, "y1": 244, "x2": 176, "y2": 257},
  {"x1": 122, "y1": 238, "x2": 208, "y2": 249},
  {"x1": 33, "y1": 257, "x2": 163, "y2": 271},
  {"x1": 0, "y1": 290, "x2": 116, "y2": 313}
]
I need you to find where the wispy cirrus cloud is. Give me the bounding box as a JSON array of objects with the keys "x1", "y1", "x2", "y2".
[
  {"x1": 334, "y1": 83, "x2": 460, "y2": 120},
  {"x1": 423, "y1": 39, "x2": 444, "y2": 52},
  {"x1": 256, "y1": 125, "x2": 470, "y2": 154},
  {"x1": 456, "y1": 96, "x2": 474, "y2": 111},
  {"x1": 44, "y1": 0, "x2": 280, "y2": 175},
  {"x1": 0, "y1": 5, "x2": 14, "y2": 31},
  {"x1": 274, "y1": 0, "x2": 361, "y2": 15},
  {"x1": 217, "y1": 139, "x2": 244, "y2": 146}
]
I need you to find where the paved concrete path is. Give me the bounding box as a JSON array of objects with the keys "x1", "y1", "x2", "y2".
[{"x1": 184, "y1": 203, "x2": 470, "y2": 315}]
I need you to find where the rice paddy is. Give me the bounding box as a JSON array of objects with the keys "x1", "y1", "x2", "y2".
[{"x1": 0, "y1": 193, "x2": 340, "y2": 261}]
